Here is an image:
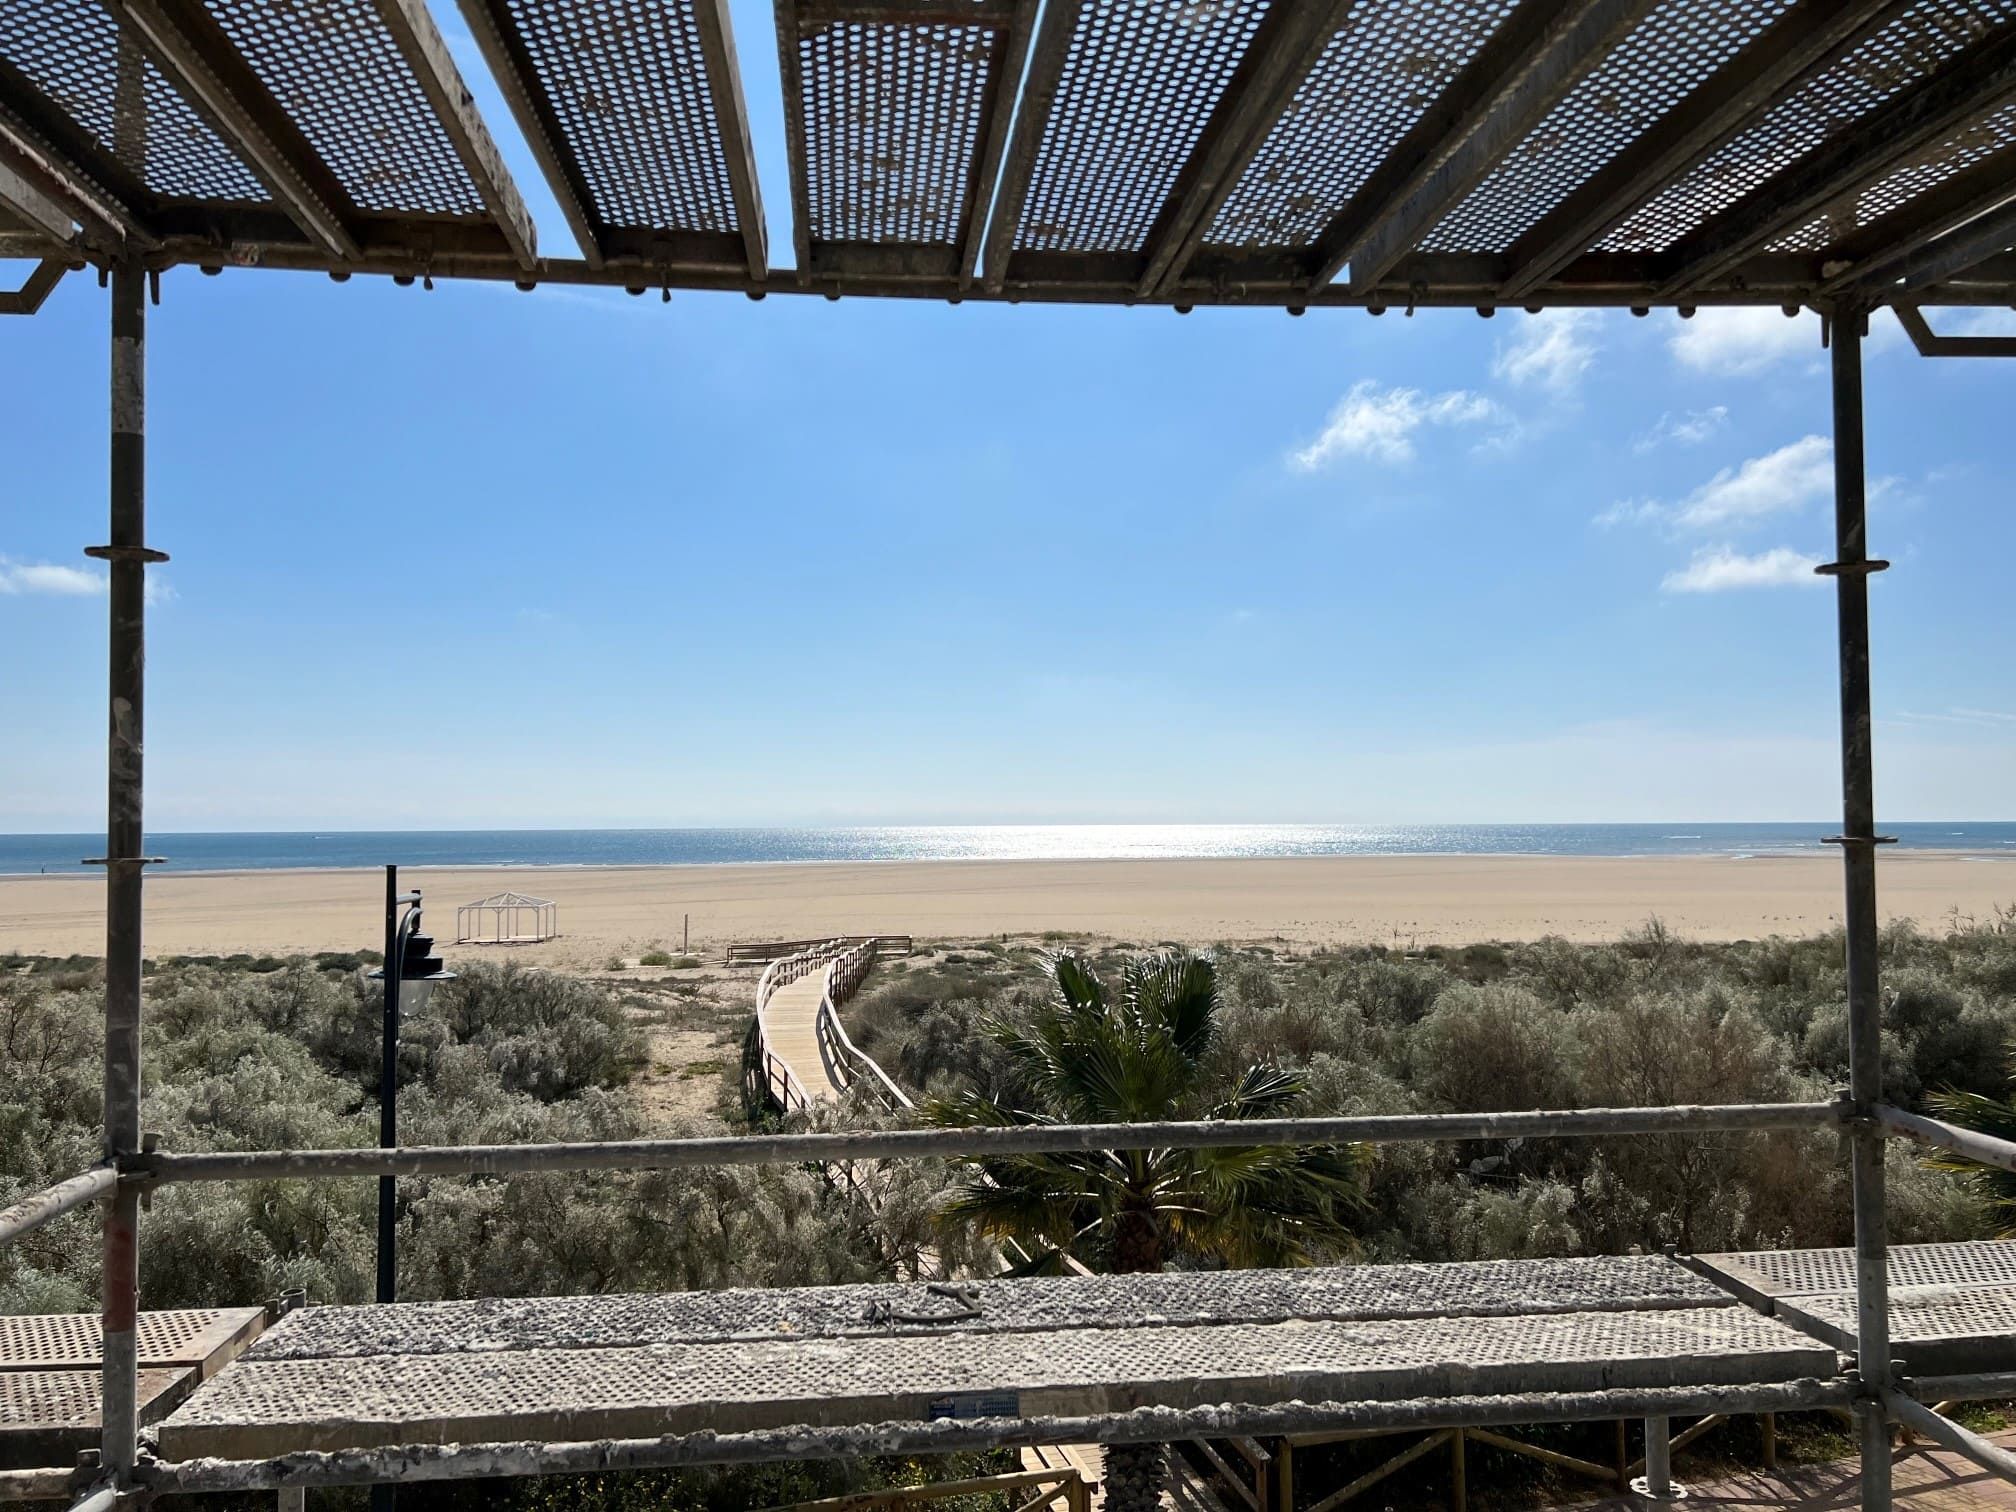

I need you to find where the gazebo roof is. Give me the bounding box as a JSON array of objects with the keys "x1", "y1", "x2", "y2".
[
  {"x1": 462, "y1": 891, "x2": 554, "y2": 909},
  {"x1": 3, "y1": 0, "x2": 2014, "y2": 313}
]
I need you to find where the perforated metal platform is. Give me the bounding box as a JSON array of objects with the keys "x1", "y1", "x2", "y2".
[
  {"x1": 0, "y1": 1307, "x2": 265, "y2": 1372},
  {"x1": 0, "y1": 1309, "x2": 266, "y2": 1469},
  {"x1": 0, "y1": 1368, "x2": 192, "y2": 1471},
  {"x1": 5, "y1": 0, "x2": 2015, "y2": 306},
  {"x1": 240, "y1": 1255, "x2": 1726, "y2": 1361},
  {"x1": 1689, "y1": 1241, "x2": 2016, "y2": 1375},
  {"x1": 1692, "y1": 1240, "x2": 2016, "y2": 1304},
  {"x1": 157, "y1": 1303, "x2": 1832, "y2": 1461}
]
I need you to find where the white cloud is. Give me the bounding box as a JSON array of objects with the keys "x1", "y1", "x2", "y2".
[
  {"x1": 1600, "y1": 437, "x2": 1834, "y2": 536},
  {"x1": 1671, "y1": 435, "x2": 1832, "y2": 531},
  {"x1": 1493, "y1": 309, "x2": 1601, "y2": 393},
  {"x1": 1633, "y1": 406, "x2": 1728, "y2": 453},
  {"x1": 1290, "y1": 380, "x2": 1503, "y2": 468},
  {"x1": 1946, "y1": 308, "x2": 2016, "y2": 339},
  {"x1": 1669, "y1": 308, "x2": 1819, "y2": 376},
  {"x1": 0, "y1": 558, "x2": 102, "y2": 596},
  {"x1": 1891, "y1": 708, "x2": 2016, "y2": 729},
  {"x1": 0, "y1": 556, "x2": 172, "y2": 604},
  {"x1": 1593, "y1": 498, "x2": 1664, "y2": 530},
  {"x1": 1661, "y1": 545, "x2": 1825, "y2": 593}
]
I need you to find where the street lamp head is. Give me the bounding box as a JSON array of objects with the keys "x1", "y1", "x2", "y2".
[{"x1": 369, "y1": 900, "x2": 456, "y2": 1018}]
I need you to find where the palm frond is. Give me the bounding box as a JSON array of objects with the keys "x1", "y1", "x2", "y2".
[
  {"x1": 1125, "y1": 950, "x2": 1219, "y2": 1063},
  {"x1": 1047, "y1": 951, "x2": 1107, "y2": 1013},
  {"x1": 1209, "y1": 1063, "x2": 1308, "y2": 1121}
]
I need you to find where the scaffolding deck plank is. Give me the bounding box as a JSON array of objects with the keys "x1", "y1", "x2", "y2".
[
  {"x1": 238, "y1": 1256, "x2": 1727, "y2": 1361},
  {"x1": 1780, "y1": 1284, "x2": 2016, "y2": 1375},
  {"x1": 1689, "y1": 1241, "x2": 2016, "y2": 1375},
  {"x1": 0, "y1": 1367, "x2": 192, "y2": 1471},
  {"x1": 0, "y1": 1307, "x2": 265, "y2": 1374},
  {"x1": 157, "y1": 1305, "x2": 1832, "y2": 1461},
  {"x1": 6, "y1": 0, "x2": 2016, "y2": 300},
  {"x1": 1691, "y1": 1240, "x2": 2016, "y2": 1303}
]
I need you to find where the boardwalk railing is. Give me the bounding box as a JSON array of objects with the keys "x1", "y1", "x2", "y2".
[
  {"x1": 814, "y1": 940, "x2": 913, "y2": 1113},
  {"x1": 749, "y1": 947, "x2": 830, "y2": 1114},
  {"x1": 727, "y1": 935, "x2": 912, "y2": 967},
  {"x1": 749, "y1": 938, "x2": 910, "y2": 1115},
  {"x1": 746, "y1": 938, "x2": 927, "y2": 1251}
]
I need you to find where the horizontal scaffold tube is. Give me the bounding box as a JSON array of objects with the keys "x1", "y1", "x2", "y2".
[
  {"x1": 1875, "y1": 1103, "x2": 2016, "y2": 1174},
  {"x1": 136, "y1": 1103, "x2": 1840, "y2": 1184},
  {"x1": 0, "y1": 1165, "x2": 116, "y2": 1248},
  {"x1": 1909, "y1": 1373, "x2": 2016, "y2": 1403},
  {"x1": 0, "y1": 1483, "x2": 122, "y2": 1512},
  {"x1": 1884, "y1": 1391, "x2": 2016, "y2": 1483},
  {"x1": 139, "y1": 1382, "x2": 1856, "y2": 1496}
]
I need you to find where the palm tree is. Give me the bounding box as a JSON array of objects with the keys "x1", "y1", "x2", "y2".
[
  {"x1": 1927, "y1": 1055, "x2": 2016, "y2": 1234},
  {"x1": 921, "y1": 948, "x2": 1364, "y2": 1512}
]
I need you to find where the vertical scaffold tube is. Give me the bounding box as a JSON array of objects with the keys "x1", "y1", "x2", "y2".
[
  {"x1": 1830, "y1": 305, "x2": 1893, "y2": 1512},
  {"x1": 98, "y1": 260, "x2": 150, "y2": 1483}
]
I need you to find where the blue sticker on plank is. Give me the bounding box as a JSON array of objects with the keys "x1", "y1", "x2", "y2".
[{"x1": 927, "y1": 1391, "x2": 1021, "y2": 1420}]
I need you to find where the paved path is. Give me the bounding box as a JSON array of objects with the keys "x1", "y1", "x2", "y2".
[
  {"x1": 763, "y1": 971, "x2": 838, "y2": 1103},
  {"x1": 1568, "y1": 1432, "x2": 2016, "y2": 1510}
]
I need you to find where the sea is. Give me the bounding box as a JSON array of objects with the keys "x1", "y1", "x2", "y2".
[{"x1": 1, "y1": 823, "x2": 2013, "y2": 875}]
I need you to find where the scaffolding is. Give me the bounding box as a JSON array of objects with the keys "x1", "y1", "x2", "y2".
[
  {"x1": 4, "y1": 0, "x2": 2016, "y2": 1508},
  {"x1": 454, "y1": 891, "x2": 558, "y2": 946}
]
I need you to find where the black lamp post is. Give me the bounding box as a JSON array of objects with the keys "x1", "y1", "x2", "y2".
[
  {"x1": 366, "y1": 865, "x2": 454, "y2": 1303},
  {"x1": 365, "y1": 865, "x2": 453, "y2": 1512}
]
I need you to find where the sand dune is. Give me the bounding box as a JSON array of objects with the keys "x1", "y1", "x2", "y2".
[{"x1": 2, "y1": 853, "x2": 2010, "y2": 966}]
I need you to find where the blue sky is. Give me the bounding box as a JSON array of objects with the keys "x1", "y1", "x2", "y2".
[{"x1": 3, "y1": 1, "x2": 2014, "y2": 831}]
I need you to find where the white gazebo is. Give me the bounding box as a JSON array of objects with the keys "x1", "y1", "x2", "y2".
[{"x1": 455, "y1": 891, "x2": 559, "y2": 946}]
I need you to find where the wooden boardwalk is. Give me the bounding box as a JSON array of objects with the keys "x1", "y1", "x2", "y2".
[
  {"x1": 762, "y1": 971, "x2": 838, "y2": 1103},
  {"x1": 1568, "y1": 1433, "x2": 2016, "y2": 1511}
]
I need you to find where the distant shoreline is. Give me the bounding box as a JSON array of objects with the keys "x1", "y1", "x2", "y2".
[
  {"x1": 4, "y1": 819, "x2": 2013, "y2": 880},
  {"x1": 4, "y1": 852, "x2": 2011, "y2": 964},
  {"x1": 5, "y1": 846, "x2": 2014, "y2": 882}
]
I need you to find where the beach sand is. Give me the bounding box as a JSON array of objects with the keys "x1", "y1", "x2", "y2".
[{"x1": 1, "y1": 853, "x2": 2010, "y2": 965}]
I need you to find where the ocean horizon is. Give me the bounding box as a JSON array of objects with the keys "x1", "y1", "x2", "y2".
[{"x1": 2, "y1": 822, "x2": 2014, "y2": 875}]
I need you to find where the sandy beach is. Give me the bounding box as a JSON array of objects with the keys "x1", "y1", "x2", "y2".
[{"x1": 1, "y1": 853, "x2": 2010, "y2": 965}]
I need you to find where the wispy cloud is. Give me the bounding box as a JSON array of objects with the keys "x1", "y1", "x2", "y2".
[
  {"x1": 1493, "y1": 309, "x2": 1601, "y2": 394},
  {"x1": 1891, "y1": 707, "x2": 2016, "y2": 729},
  {"x1": 0, "y1": 556, "x2": 172, "y2": 604},
  {"x1": 1633, "y1": 406, "x2": 1728, "y2": 453},
  {"x1": 1291, "y1": 380, "x2": 1503, "y2": 468},
  {"x1": 1668, "y1": 308, "x2": 1819, "y2": 376},
  {"x1": 0, "y1": 558, "x2": 102, "y2": 596},
  {"x1": 1595, "y1": 436, "x2": 1833, "y2": 534},
  {"x1": 1671, "y1": 435, "x2": 1832, "y2": 530},
  {"x1": 1946, "y1": 308, "x2": 2016, "y2": 339},
  {"x1": 1661, "y1": 545, "x2": 1825, "y2": 594},
  {"x1": 1593, "y1": 498, "x2": 1665, "y2": 530}
]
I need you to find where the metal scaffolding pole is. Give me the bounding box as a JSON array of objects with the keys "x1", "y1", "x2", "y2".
[
  {"x1": 1827, "y1": 301, "x2": 1893, "y2": 1512},
  {"x1": 91, "y1": 259, "x2": 160, "y2": 1487}
]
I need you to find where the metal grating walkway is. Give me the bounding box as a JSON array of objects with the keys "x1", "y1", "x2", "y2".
[
  {"x1": 1691, "y1": 1241, "x2": 2016, "y2": 1375},
  {"x1": 157, "y1": 1304, "x2": 1832, "y2": 1461},
  {"x1": 237, "y1": 1255, "x2": 1729, "y2": 1360},
  {"x1": 4, "y1": 0, "x2": 2015, "y2": 307}
]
